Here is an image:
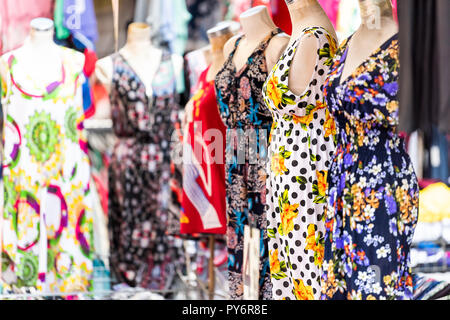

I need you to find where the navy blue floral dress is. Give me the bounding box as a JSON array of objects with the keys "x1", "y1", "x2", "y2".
[{"x1": 321, "y1": 34, "x2": 419, "y2": 300}]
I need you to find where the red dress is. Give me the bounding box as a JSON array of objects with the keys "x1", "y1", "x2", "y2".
[{"x1": 181, "y1": 66, "x2": 227, "y2": 235}]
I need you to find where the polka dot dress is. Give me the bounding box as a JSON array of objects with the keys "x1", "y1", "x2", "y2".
[{"x1": 262, "y1": 27, "x2": 338, "y2": 300}]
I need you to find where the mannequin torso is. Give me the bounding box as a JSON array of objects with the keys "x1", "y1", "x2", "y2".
[
  {"x1": 95, "y1": 23, "x2": 184, "y2": 98},
  {"x1": 223, "y1": 6, "x2": 290, "y2": 73},
  {"x1": 339, "y1": 0, "x2": 398, "y2": 85},
  {"x1": 0, "y1": 18, "x2": 84, "y2": 94},
  {"x1": 285, "y1": 0, "x2": 338, "y2": 95}
]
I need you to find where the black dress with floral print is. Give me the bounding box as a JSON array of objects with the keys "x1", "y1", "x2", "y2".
[
  {"x1": 215, "y1": 28, "x2": 282, "y2": 300},
  {"x1": 108, "y1": 52, "x2": 184, "y2": 291},
  {"x1": 321, "y1": 34, "x2": 419, "y2": 300}
]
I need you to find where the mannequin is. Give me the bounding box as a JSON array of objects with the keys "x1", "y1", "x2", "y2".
[
  {"x1": 180, "y1": 25, "x2": 233, "y2": 236},
  {"x1": 185, "y1": 25, "x2": 233, "y2": 124},
  {"x1": 95, "y1": 22, "x2": 183, "y2": 97},
  {"x1": 284, "y1": 0, "x2": 338, "y2": 94},
  {"x1": 0, "y1": 18, "x2": 94, "y2": 293},
  {"x1": 223, "y1": 5, "x2": 290, "y2": 73},
  {"x1": 206, "y1": 26, "x2": 234, "y2": 84},
  {"x1": 339, "y1": 0, "x2": 397, "y2": 84},
  {"x1": 1, "y1": 18, "x2": 84, "y2": 93}
]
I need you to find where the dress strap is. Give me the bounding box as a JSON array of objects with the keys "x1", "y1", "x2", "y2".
[{"x1": 257, "y1": 27, "x2": 283, "y2": 53}]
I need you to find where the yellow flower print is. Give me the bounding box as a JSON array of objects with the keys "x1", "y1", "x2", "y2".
[
  {"x1": 266, "y1": 76, "x2": 283, "y2": 109},
  {"x1": 324, "y1": 109, "x2": 336, "y2": 138},
  {"x1": 305, "y1": 224, "x2": 317, "y2": 251},
  {"x1": 317, "y1": 170, "x2": 328, "y2": 196},
  {"x1": 271, "y1": 153, "x2": 288, "y2": 176},
  {"x1": 326, "y1": 33, "x2": 338, "y2": 57},
  {"x1": 292, "y1": 112, "x2": 315, "y2": 126},
  {"x1": 386, "y1": 101, "x2": 399, "y2": 114},
  {"x1": 270, "y1": 249, "x2": 281, "y2": 274},
  {"x1": 281, "y1": 202, "x2": 299, "y2": 235},
  {"x1": 315, "y1": 243, "x2": 324, "y2": 266},
  {"x1": 316, "y1": 100, "x2": 327, "y2": 110},
  {"x1": 293, "y1": 279, "x2": 315, "y2": 300},
  {"x1": 367, "y1": 295, "x2": 377, "y2": 300}
]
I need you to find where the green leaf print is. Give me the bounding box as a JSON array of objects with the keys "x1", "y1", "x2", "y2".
[
  {"x1": 272, "y1": 272, "x2": 288, "y2": 280},
  {"x1": 313, "y1": 195, "x2": 326, "y2": 204},
  {"x1": 296, "y1": 176, "x2": 307, "y2": 185},
  {"x1": 310, "y1": 153, "x2": 317, "y2": 162},
  {"x1": 268, "y1": 228, "x2": 277, "y2": 239}
]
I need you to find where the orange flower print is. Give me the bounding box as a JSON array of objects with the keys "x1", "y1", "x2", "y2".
[
  {"x1": 317, "y1": 170, "x2": 328, "y2": 196},
  {"x1": 271, "y1": 153, "x2": 288, "y2": 176},
  {"x1": 266, "y1": 76, "x2": 283, "y2": 109},
  {"x1": 324, "y1": 109, "x2": 336, "y2": 138},
  {"x1": 281, "y1": 202, "x2": 299, "y2": 235},
  {"x1": 315, "y1": 243, "x2": 324, "y2": 266},
  {"x1": 292, "y1": 112, "x2": 315, "y2": 126},
  {"x1": 326, "y1": 33, "x2": 337, "y2": 57},
  {"x1": 270, "y1": 249, "x2": 281, "y2": 274},
  {"x1": 293, "y1": 279, "x2": 315, "y2": 300},
  {"x1": 305, "y1": 224, "x2": 317, "y2": 251}
]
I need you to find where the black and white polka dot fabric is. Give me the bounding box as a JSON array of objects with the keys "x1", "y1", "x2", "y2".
[{"x1": 262, "y1": 27, "x2": 338, "y2": 300}]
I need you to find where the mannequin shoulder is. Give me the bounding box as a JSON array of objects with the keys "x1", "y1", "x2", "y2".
[
  {"x1": 265, "y1": 33, "x2": 290, "y2": 70},
  {"x1": 223, "y1": 35, "x2": 241, "y2": 58},
  {"x1": 95, "y1": 55, "x2": 114, "y2": 86}
]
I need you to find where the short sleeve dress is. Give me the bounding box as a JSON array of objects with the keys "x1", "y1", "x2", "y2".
[
  {"x1": 215, "y1": 28, "x2": 282, "y2": 300},
  {"x1": 262, "y1": 27, "x2": 338, "y2": 300},
  {"x1": 321, "y1": 34, "x2": 419, "y2": 300}
]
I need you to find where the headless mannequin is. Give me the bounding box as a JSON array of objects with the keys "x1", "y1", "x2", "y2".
[
  {"x1": 95, "y1": 22, "x2": 184, "y2": 98},
  {"x1": 223, "y1": 5, "x2": 290, "y2": 73},
  {"x1": 0, "y1": 18, "x2": 84, "y2": 94},
  {"x1": 206, "y1": 27, "x2": 234, "y2": 82},
  {"x1": 284, "y1": 0, "x2": 338, "y2": 95},
  {"x1": 339, "y1": 0, "x2": 398, "y2": 85},
  {"x1": 185, "y1": 26, "x2": 233, "y2": 124}
]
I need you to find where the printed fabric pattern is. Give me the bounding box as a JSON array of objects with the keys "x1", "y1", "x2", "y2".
[
  {"x1": 262, "y1": 26, "x2": 337, "y2": 300},
  {"x1": 108, "y1": 51, "x2": 184, "y2": 291},
  {"x1": 215, "y1": 28, "x2": 282, "y2": 300},
  {"x1": 1, "y1": 47, "x2": 94, "y2": 293},
  {"x1": 321, "y1": 34, "x2": 419, "y2": 300},
  {"x1": 181, "y1": 66, "x2": 227, "y2": 235}
]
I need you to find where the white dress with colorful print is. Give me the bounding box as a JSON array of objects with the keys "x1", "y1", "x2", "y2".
[
  {"x1": 1, "y1": 47, "x2": 94, "y2": 293},
  {"x1": 262, "y1": 27, "x2": 337, "y2": 300}
]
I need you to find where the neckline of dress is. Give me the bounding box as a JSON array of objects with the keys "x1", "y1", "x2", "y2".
[
  {"x1": 229, "y1": 28, "x2": 280, "y2": 76},
  {"x1": 8, "y1": 49, "x2": 67, "y2": 99},
  {"x1": 118, "y1": 52, "x2": 160, "y2": 99},
  {"x1": 337, "y1": 32, "x2": 399, "y2": 87}
]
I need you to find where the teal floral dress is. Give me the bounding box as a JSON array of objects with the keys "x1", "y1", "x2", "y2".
[{"x1": 321, "y1": 34, "x2": 419, "y2": 300}]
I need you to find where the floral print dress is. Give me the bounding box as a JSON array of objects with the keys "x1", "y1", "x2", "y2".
[
  {"x1": 215, "y1": 29, "x2": 282, "y2": 300},
  {"x1": 1, "y1": 47, "x2": 94, "y2": 293},
  {"x1": 108, "y1": 52, "x2": 184, "y2": 290},
  {"x1": 262, "y1": 27, "x2": 337, "y2": 300},
  {"x1": 321, "y1": 34, "x2": 419, "y2": 300}
]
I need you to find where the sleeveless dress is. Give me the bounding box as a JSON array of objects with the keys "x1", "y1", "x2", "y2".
[
  {"x1": 262, "y1": 27, "x2": 338, "y2": 300},
  {"x1": 215, "y1": 29, "x2": 282, "y2": 300},
  {"x1": 181, "y1": 66, "x2": 227, "y2": 235},
  {"x1": 321, "y1": 34, "x2": 419, "y2": 300},
  {"x1": 108, "y1": 51, "x2": 184, "y2": 290},
  {"x1": 1, "y1": 47, "x2": 94, "y2": 292}
]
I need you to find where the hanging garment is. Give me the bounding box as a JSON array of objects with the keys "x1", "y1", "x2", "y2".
[
  {"x1": 397, "y1": 0, "x2": 450, "y2": 135},
  {"x1": 0, "y1": 0, "x2": 54, "y2": 54},
  {"x1": 1, "y1": 47, "x2": 94, "y2": 292},
  {"x1": 321, "y1": 34, "x2": 419, "y2": 300},
  {"x1": 181, "y1": 66, "x2": 227, "y2": 235},
  {"x1": 108, "y1": 51, "x2": 184, "y2": 290},
  {"x1": 215, "y1": 28, "x2": 282, "y2": 300},
  {"x1": 262, "y1": 27, "x2": 337, "y2": 300}
]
